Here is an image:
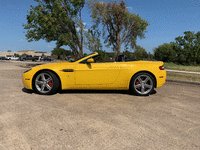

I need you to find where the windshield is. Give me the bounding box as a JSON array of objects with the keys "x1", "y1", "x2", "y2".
[{"x1": 69, "y1": 53, "x2": 95, "y2": 62}]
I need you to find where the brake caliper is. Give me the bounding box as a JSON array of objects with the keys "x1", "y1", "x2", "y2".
[
  {"x1": 136, "y1": 81, "x2": 140, "y2": 89},
  {"x1": 48, "y1": 81, "x2": 52, "y2": 87}
]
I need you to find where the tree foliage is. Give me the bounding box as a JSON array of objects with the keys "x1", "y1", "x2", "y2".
[
  {"x1": 153, "y1": 31, "x2": 200, "y2": 65},
  {"x1": 122, "y1": 50, "x2": 133, "y2": 58},
  {"x1": 84, "y1": 27, "x2": 102, "y2": 52},
  {"x1": 122, "y1": 47, "x2": 150, "y2": 60},
  {"x1": 134, "y1": 45, "x2": 148, "y2": 60},
  {"x1": 175, "y1": 31, "x2": 200, "y2": 65},
  {"x1": 22, "y1": 53, "x2": 27, "y2": 56},
  {"x1": 88, "y1": 0, "x2": 149, "y2": 56},
  {"x1": 14, "y1": 53, "x2": 20, "y2": 57},
  {"x1": 23, "y1": 0, "x2": 85, "y2": 58},
  {"x1": 94, "y1": 49, "x2": 107, "y2": 62},
  {"x1": 51, "y1": 47, "x2": 71, "y2": 59},
  {"x1": 154, "y1": 42, "x2": 177, "y2": 62}
]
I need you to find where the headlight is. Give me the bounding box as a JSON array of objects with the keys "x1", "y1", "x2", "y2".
[{"x1": 24, "y1": 69, "x2": 32, "y2": 73}]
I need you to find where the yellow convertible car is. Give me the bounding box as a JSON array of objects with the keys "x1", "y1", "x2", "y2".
[{"x1": 23, "y1": 52, "x2": 166, "y2": 96}]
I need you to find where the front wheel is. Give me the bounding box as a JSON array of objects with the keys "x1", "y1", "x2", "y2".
[
  {"x1": 130, "y1": 72, "x2": 155, "y2": 96},
  {"x1": 33, "y1": 71, "x2": 60, "y2": 95}
]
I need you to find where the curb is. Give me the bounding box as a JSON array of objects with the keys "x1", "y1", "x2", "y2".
[
  {"x1": 166, "y1": 69, "x2": 200, "y2": 75},
  {"x1": 166, "y1": 79, "x2": 200, "y2": 86}
]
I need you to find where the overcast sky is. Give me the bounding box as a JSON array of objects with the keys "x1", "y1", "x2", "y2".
[{"x1": 0, "y1": 0, "x2": 199, "y2": 54}]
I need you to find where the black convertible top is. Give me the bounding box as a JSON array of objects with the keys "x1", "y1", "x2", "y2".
[{"x1": 115, "y1": 54, "x2": 138, "y2": 62}]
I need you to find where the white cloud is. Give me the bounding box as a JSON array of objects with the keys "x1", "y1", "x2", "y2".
[
  {"x1": 76, "y1": 27, "x2": 88, "y2": 32},
  {"x1": 76, "y1": 27, "x2": 81, "y2": 31},
  {"x1": 126, "y1": 7, "x2": 133, "y2": 11},
  {"x1": 47, "y1": 45, "x2": 54, "y2": 48},
  {"x1": 18, "y1": 39, "x2": 23, "y2": 42},
  {"x1": 83, "y1": 23, "x2": 87, "y2": 26}
]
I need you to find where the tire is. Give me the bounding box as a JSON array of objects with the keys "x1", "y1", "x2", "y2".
[
  {"x1": 33, "y1": 71, "x2": 60, "y2": 95},
  {"x1": 23, "y1": 58, "x2": 26, "y2": 61},
  {"x1": 130, "y1": 72, "x2": 155, "y2": 96}
]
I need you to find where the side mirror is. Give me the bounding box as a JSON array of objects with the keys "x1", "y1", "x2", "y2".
[{"x1": 87, "y1": 58, "x2": 94, "y2": 63}]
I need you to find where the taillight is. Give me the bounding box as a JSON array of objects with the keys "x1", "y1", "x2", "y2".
[{"x1": 159, "y1": 66, "x2": 165, "y2": 70}]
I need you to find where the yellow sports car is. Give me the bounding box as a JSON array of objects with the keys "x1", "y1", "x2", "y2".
[{"x1": 23, "y1": 52, "x2": 166, "y2": 96}]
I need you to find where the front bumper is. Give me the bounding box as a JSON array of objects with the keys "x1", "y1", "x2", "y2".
[{"x1": 22, "y1": 72, "x2": 33, "y2": 90}]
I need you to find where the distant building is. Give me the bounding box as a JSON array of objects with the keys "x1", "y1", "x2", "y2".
[
  {"x1": 18, "y1": 50, "x2": 35, "y2": 53},
  {"x1": 35, "y1": 51, "x2": 47, "y2": 53},
  {"x1": 0, "y1": 50, "x2": 51, "y2": 57}
]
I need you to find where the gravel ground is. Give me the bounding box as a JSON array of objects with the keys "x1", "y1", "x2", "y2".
[{"x1": 0, "y1": 61, "x2": 200, "y2": 150}]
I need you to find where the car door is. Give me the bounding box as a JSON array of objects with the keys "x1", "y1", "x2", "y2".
[{"x1": 75, "y1": 62, "x2": 120, "y2": 85}]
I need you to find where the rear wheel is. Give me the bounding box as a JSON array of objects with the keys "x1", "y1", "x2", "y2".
[
  {"x1": 130, "y1": 72, "x2": 155, "y2": 96},
  {"x1": 33, "y1": 71, "x2": 60, "y2": 95}
]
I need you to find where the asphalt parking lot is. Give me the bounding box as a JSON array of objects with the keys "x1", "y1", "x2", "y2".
[{"x1": 0, "y1": 61, "x2": 200, "y2": 150}]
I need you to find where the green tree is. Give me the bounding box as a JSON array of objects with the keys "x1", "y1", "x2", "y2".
[
  {"x1": 122, "y1": 50, "x2": 133, "y2": 58},
  {"x1": 147, "y1": 52, "x2": 154, "y2": 60},
  {"x1": 7, "y1": 50, "x2": 11, "y2": 52},
  {"x1": 84, "y1": 27, "x2": 102, "y2": 52},
  {"x1": 94, "y1": 49, "x2": 107, "y2": 62},
  {"x1": 194, "y1": 31, "x2": 200, "y2": 64},
  {"x1": 175, "y1": 31, "x2": 200, "y2": 65},
  {"x1": 154, "y1": 42, "x2": 177, "y2": 62},
  {"x1": 88, "y1": 0, "x2": 149, "y2": 57},
  {"x1": 51, "y1": 48, "x2": 71, "y2": 59},
  {"x1": 14, "y1": 53, "x2": 20, "y2": 57},
  {"x1": 134, "y1": 45, "x2": 148, "y2": 60},
  {"x1": 74, "y1": 12, "x2": 88, "y2": 57},
  {"x1": 23, "y1": 0, "x2": 85, "y2": 58},
  {"x1": 105, "y1": 52, "x2": 115, "y2": 61},
  {"x1": 22, "y1": 53, "x2": 27, "y2": 56}
]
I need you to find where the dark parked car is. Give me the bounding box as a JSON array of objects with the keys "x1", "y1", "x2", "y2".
[
  {"x1": 19, "y1": 55, "x2": 39, "y2": 61},
  {"x1": 0, "y1": 57, "x2": 9, "y2": 60},
  {"x1": 40, "y1": 57, "x2": 53, "y2": 61}
]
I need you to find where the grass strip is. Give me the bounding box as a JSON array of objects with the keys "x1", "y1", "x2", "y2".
[
  {"x1": 166, "y1": 72, "x2": 200, "y2": 82},
  {"x1": 163, "y1": 62, "x2": 200, "y2": 72}
]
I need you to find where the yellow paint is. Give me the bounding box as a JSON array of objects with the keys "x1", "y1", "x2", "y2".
[{"x1": 23, "y1": 52, "x2": 166, "y2": 90}]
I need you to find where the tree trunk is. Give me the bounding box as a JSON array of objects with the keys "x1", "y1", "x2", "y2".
[
  {"x1": 116, "y1": 40, "x2": 121, "y2": 56},
  {"x1": 117, "y1": 44, "x2": 121, "y2": 56},
  {"x1": 80, "y1": 11, "x2": 83, "y2": 57}
]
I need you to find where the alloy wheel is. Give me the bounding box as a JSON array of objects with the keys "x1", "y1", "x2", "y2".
[
  {"x1": 35, "y1": 73, "x2": 53, "y2": 94},
  {"x1": 133, "y1": 74, "x2": 153, "y2": 95}
]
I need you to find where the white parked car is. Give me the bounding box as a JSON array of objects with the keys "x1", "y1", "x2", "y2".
[{"x1": 6, "y1": 56, "x2": 19, "y2": 60}]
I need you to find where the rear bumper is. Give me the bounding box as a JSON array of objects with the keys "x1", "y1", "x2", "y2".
[{"x1": 156, "y1": 70, "x2": 166, "y2": 88}]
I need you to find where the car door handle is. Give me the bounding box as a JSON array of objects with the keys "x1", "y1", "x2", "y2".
[{"x1": 62, "y1": 69, "x2": 74, "y2": 72}]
